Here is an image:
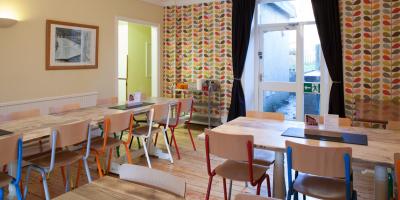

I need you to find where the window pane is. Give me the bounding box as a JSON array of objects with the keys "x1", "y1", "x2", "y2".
[
  {"x1": 304, "y1": 93, "x2": 320, "y2": 115},
  {"x1": 304, "y1": 24, "x2": 321, "y2": 82},
  {"x1": 263, "y1": 91, "x2": 296, "y2": 120},
  {"x1": 258, "y1": 0, "x2": 315, "y2": 24},
  {"x1": 263, "y1": 30, "x2": 296, "y2": 82}
]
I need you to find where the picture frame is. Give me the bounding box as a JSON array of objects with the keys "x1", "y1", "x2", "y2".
[{"x1": 46, "y1": 20, "x2": 99, "y2": 70}]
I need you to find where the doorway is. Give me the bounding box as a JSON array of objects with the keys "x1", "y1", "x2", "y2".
[
  {"x1": 117, "y1": 19, "x2": 159, "y2": 101},
  {"x1": 258, "y1": 23, "x2": 323, "y2": 121}
]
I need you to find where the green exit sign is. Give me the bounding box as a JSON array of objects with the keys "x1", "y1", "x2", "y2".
[{"x1": 304, "y1": 83, "x2": 320, "y2": 93}]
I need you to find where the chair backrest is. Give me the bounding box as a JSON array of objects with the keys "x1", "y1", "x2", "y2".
[
  {"x1": 205, "y1": 129, "x2": 253, "y2": 162},
  {"x1": 1, "y1": 109, "x2": 40, "y2": 122},
  {"x1": 286, "y1": 141, "x2": 352, "y2": 178},
  {"x1": 119, "y1": 164, "x2": 186, "y2": 197},
  {"x1": 49, "y1": 103, "x2": 80, "y2": 114},
  {"x1": 319, "y1": 116, "x2": 352, "y2": 127},
  {"x1": 180, "y1": 98, "x2": 193, "y2": 114},
  {"x1": 52, "y1": 120, "x2": 91, "y2": 148},
  {"x1": 235, "y1": 194, "x2": 277, "y2": 200},
  {"x1": 0, "y1": 134, "x2": 20, "y2": 166},
  {"x1": 97, "y1": 97, "x2": 118, "y2": 106},
  {"x1": 153, "y1": 103, "x2": 171, "y2": 123},
  {"x1": 387, "y1": 121, "x2": 400, "y2": 130},
  {"x1": 246, "y1": 111, "x2": 285, "y2": 121},
  {"x1": 104, "y1": 111, "x2": 133, "y2": 134}
]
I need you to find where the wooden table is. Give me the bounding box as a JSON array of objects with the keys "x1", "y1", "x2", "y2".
[
  {"x1": 354, "y1": 99, "x2": 400, "y2": 124},
  {"x1": 54, "y1": 176, "x2": 184, "y2": 200},
  {"x1": 212, "y1": 117, "x2": 400, "y2": 200},
  {"x1": 0, "y1": 97, "x2": 178, "y2": 199}
]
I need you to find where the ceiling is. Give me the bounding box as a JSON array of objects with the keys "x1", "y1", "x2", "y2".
[{"x1": 140, "y1": 0, "x2": 216, "y2": 6}]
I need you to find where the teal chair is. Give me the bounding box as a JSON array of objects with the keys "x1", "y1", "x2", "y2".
[{"x1": 286, "y1": 141, "x2": 356, "y2": 200}]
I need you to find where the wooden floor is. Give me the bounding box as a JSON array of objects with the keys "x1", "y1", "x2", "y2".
[{"x1": 17, "y1": 124, "x2": 375, "y2": 200}]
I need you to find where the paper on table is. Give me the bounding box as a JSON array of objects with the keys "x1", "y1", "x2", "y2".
[{"x1": 324, "y1": 114, "x2": 339, "y2": 129}]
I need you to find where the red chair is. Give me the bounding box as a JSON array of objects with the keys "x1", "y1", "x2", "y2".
[
  {"x1": 155, "y1": 98, "x2": 196, "y2": 160},
  {"x1": 205, "y1": 129, "x2": 268, "y2": 200}
]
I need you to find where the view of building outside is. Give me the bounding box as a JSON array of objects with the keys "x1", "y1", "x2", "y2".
[{"x1": 259, "y1": 0, "x2": 321, "y2": 120}]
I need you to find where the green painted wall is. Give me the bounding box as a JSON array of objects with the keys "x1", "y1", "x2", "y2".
[{"x1": 127, "y1": 23, "x2": 152, "y2": 97}]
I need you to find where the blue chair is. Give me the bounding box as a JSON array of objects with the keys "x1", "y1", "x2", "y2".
[
  {"x1": 0, "y1": 134, "x2": 23, "y2": 200},
  {"x1": 286, "y1": 141, "x2": 357, "y2": 200}
]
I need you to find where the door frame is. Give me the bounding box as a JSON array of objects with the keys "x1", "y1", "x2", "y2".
[
  {"x1": 255, "y1": 21, "x2": 322, "y2": 121},
  {"x1": 114, "y1": 16, "x2": 161, "y2": 99}
]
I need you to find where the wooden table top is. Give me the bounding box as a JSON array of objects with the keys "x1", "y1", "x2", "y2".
[
  {"x1": 354, "y1": 99, "x2": 400, "y2": 123},
  {"x1": 212, "y1": 117, "x2": 400, "y2": 167},
  {"x1": 0, "y1": 98, "x2": 178, "y2": 142},
  {"x1": 54, "y1": 176, "x2": 184, "y2": 200}
]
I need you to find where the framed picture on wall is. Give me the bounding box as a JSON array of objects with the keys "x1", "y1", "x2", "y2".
[{"x1": 46, "y1": 20, "x2": 99, "y2": 70}]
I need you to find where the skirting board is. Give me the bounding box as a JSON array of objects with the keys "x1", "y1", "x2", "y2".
[{"x1": 0, "y1": 92, "x2": 98, "y2": 115}]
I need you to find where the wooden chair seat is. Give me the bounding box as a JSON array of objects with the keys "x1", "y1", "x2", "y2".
[
  {"x1": 253, "y1": 149, "x2": 275, "y2": 166},
  {"x1": 215, "y1": 160, "x2": 268, "y2": 182},
  {"x1": 91, "y1": 137, "x2": 122, "y2": 151},
  {"x1": 293, "y1": 174, "x2": 346, "y2": 200},
  {"x1": 134, "y1": 126, "x2": 161, "y2": 136},
  {"x1": 0, "y1": 173, "x2": 12, "y2": 188},
  {"x1": 29, "y1": 151, "x2": 83, "y2": 168}
]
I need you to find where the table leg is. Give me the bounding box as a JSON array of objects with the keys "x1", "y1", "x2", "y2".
[
  {"x1": 7, "y1": 162, "x2": 16, "y2": 200},
  {"x1": 273, "y1": 152, "x2": 286, "y2": 199},
  {"x1": 375, "y1": 165, "x2": 388, "y2": 200}
]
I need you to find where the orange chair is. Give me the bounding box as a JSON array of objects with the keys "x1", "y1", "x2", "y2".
[
  {"x1": 155, "y1": 98, "x2": 196, "y2": 160},
  {"x1": 205, "y1": 129, "x2": 268, "y2": 200},
  {"x1": 49, "y1": 103, "x2": 80, "y2": 114},
  {"x1": 89, "y1": 111, "x2": 134, "y2": 177}
]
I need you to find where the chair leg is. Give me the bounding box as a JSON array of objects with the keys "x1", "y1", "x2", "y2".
[
  {"x1": 60, "y1": 166, "x2": 66, "y2": 187},
  {"x1": 162, "y1": 129, "x2": 174, "y2": 164},
  {"x1": 83, "y1": 159, "x2": 93, "y2": 183},
  {"x1": 294, "y1": 191, "x2": 299, "y2": 200},
  {"x1": 106, "y1": 148, "x2": 113, "y2": 173},
  {"x1": 206, "y1": 175, "x2": 214, "y2": 200},
  {"x1": 222, "y1": 178, "x2": 228, "y2": 200},
  {"x1": 154, "y1": 132, "x2": 159, "y2": 146},
  {"x1": 75, "y1": 160, "x2": 82, "y2": 188},
  {"x1": 228, "y1": 180, "x2": 233, "y2": 200},
  {"x1": 170, "y1": 128, "x2": 181, "y2": 159},
  {"x1": 186, "y1": 123, "x2": 196, "y2": 151},
  {"x1": 141, "y1": 137, "x2": 152, "y2": 168},
  {"x1": 266, "y1": 174, "x2": 271, "y2": 197},
  {"x1": 124, "y1": 143, "x2": 133, "y2": 164},
  {"x1": 0, "y1": 188, "x2": 3, "y2": 200},
  {"x1": 95, "y1": 153, "x2": 104, "y2": 178},
  {"x1": 65, "y1": 165, "x2": 71, "y2": 192},
  {"x1": 23, "y1": 166, "x2": 32, "y2": 200},
  {"x1": 303, "y1": 194, "x2": 306, "y2": 200},
  {"x1": 19, "y1": 180, "x2": 24, "y2": 199},
  {"x1": 39, "y1": 169, "x2": 50, "y2": 200},
  {"x1": 14, "y1": 182, "x2": 22, "y2": 200},
  {"x1": 136, "y1": 137, "x2": 141, "y2": 149},
  {"x1": 128, "y1": 136, "x2": 134, "y2": 149},
  {"x1": 256, "y1": 180, "x2": 262, "y2": 195}
]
